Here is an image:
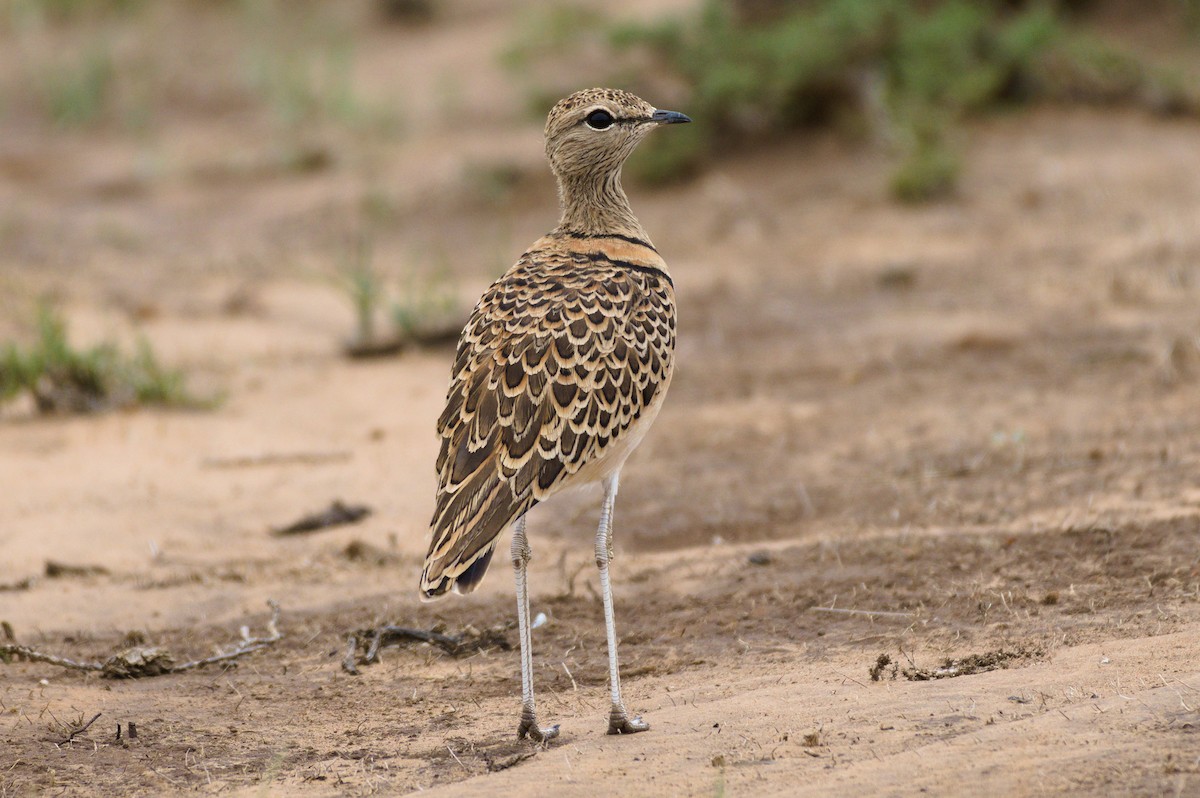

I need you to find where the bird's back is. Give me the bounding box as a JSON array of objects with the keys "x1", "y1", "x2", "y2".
[{"x1": 420, "y1": 231, "x2": 676, "y2": 599}]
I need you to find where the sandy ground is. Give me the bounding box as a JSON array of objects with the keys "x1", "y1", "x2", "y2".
[{"x1": 3, "y1": 4, "x2": 1200, "y2": 796}]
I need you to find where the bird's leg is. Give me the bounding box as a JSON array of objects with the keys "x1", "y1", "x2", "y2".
[
  {"x1": 595, "y1": 473, "x2": 649, "y2": 735},
  {"x1": 511, "y1": 515, "x2": 559, "y2": 743}
]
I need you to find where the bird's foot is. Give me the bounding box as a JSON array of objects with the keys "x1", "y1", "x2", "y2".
[
  {"x1": 517, "y1": 706, "x2": 560, "y2": 743},
  {"x1": 607, "y1": 704, "x2": 650, "y2": 735}
]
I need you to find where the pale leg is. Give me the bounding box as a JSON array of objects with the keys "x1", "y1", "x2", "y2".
[
  {"x1": 512, "y1": 515, "x2": 559, "y2": 742},
  {"x1": 596, "y1": 472, "x2": 650, "y2": 735}
]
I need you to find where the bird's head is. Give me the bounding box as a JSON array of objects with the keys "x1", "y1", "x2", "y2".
[{"x1": 544, "y1": 88, "x2": 690, "y2": 181}]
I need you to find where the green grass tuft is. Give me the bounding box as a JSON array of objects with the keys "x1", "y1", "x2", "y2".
[
  {"x1": 337, "y1": 239, "x2": 464, "y2": 358},
  {"x1": 391, "y1": 264, "x2": 460, "y2": 346},
  {"x1": 0, "y1": 305, "x2": 210, "y2": 415},
  {"x1": 340, "y1": 234, "x2": 383, "y2": 348},
  {"x1": 240, "y1": 0, "x2": 399, "y2": 137},
  {"x1": 39, "y1": 40, "x2": 115, "y2": 127}
]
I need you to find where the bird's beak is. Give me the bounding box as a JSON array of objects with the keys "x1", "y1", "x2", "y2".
[{"x1": 650, "y1": 109, "x2": 691, "y2": 125}]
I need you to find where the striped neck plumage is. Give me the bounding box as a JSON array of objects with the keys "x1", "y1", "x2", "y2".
[{"x1": 553, "y1": 167, "x2": 650, "y2": 243}]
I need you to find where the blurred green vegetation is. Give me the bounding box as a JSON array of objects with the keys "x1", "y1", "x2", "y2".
[
  {"x1": 37, "y1": 40, "x2": 115, "y2": 127},
  {"x1": 240, "y1": 0, "x2": 400, "y2": 137},
  {"x1": 508, "y1": 0, "x2": 1200, "y2": 200},
  {"x1": 0, "y1": 306, "x2": 209, "y2": 414},
  {"x1": 3, "y1": 0, "x2": 1196, "y2": 203},
  {"x1": 2, "y1": 0, "x2": 401, "y2": 144},
  {"x1": 339, "y1": 236, "x2": 463, "y2": 358},
  {"x1": 5, "y1": 0, "x2": 147, "y2": 22}
]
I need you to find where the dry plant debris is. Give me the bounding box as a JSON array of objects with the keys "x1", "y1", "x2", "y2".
[
  {"x1": 0, "y1": 601, "x2": 282, "y2": 678},
  {"x1": 869, "y1": 653, "x2": 899, "y2": 682},
  {"x1": 45, "y1": 712, "x2": 103, "y2": 746},
  {"x1": 44, "y1": 560, "x2": 109, "y2": 578},
  {"x1": 872, "y1": 647, "x2": 1046, "y2": 682},
  {"x1": 342, "y1": 623, "x2": 512, "y2": 674},
  {"x1": 271, "y1": 500, "x2": 372, "y2": 536}
]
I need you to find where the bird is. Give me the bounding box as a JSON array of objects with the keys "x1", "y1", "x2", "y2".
[{"x1": 419, "y1": 88, "x2": 689, "y2": 742}]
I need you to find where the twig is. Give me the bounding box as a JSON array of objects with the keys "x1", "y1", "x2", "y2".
[
  {"x1": 563, "y1": 560, "x2": 590, "y2": 599},
  {"x1": 47, "y1": 712, "x2": 102, "y2": 745},
  {"x1": 809, "y1": 607, "x2": 914, "y2": 619},
  {"x1": 343, "y1": 337, "x2": 406, "y2": 359},
  {"x1": 45, "y1": 561, "x2": 108, "y2": 578},
  {"x1": 173, "y1": 600, "x2": 283, "y2": 672},
  {"x1": 342, "y1": 635, "x2": 360, "y2": 675},
  {"x1": 202, "y1": 451, "x2": 353, "y2": 469},
  {"x1": 446, "y1": 744, "x2": 469, "y2": 772},
  {"x1": 834, "y1": 669, "x2": 869, "y2": 688},
  {"x1": 367, "y1": 626, "x2": 466, "y2": 659},
  {"x1": 271, "y1": 501, "x2": 371, "y2": 536},
  {"x1": 1, "y1": 601, "x2": 283, "y2": 678},
  {"x1": 562, "y1": 662, "x2": 578, "y2": 691},
  {"x1": 487, "y1": 750, "x2": 536, "y2": 772},
  {"x1": 0, "y1": 645, "x2": 103, "y2": 672},
  {"x1": 349, "y1": 623, "x2": 511, "y2": 671}
]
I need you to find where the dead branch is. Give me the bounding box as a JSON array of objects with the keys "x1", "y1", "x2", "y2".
[
  {"x1": 44, "y1": 560, "x2": 109, "y2": 578},
  {"x1": 343, "y1": 336, "x2": 406, "y2": 359},
  {"x1": 0, "y1": 600, "x2": 283, "y2": 678},
  {"x1": 202, "y1": 450, "x2": 353, "y2": 469},
  {"x1": 46, "y1": 712, "x2": 102, "y2": 745},
  {"x1": 271, "y1": 500, "x2": 371, "y2": 536},
  {"x1": 367, "y1": 626, "x2": 468, "y2": 659},
  {"x1": 0, "y1": 645, "x2": 103, "y2": 672},
  {"x1": 809, "y1": 606, "x2": 914, "y2": 619},
  {"x1": 342, "y1": 634, "x2": 360, "y2": 675},
  {"x1": 562, "y1": 560, "x2": 590, "y2": 599},
  {"x1": 343, "y1": 623, "x2": 511, "y2": 672},
  {"x1": 172, "y1": 599, "x2": 282, "y2": 672}
]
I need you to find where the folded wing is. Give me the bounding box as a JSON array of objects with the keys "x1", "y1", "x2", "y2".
[{"x1": 420, "y1": 243, "x2": 675, "y2": 598}]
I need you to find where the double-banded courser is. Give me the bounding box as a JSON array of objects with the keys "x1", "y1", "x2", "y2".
[{"x1": 420, "y1": 88, "x2": 689, "y2": 741}]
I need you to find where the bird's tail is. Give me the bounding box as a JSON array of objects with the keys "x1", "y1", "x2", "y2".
[
  {"x1": 419, "y1": 542, "x2": 497, "y2": 602},
  {"x1": 419, "y1": 465, "x2": 535, "y2": 600}
]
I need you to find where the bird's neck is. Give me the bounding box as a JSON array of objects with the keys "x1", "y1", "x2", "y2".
[{"x1": 553, "y1": 168, "x2": 650, "y2": 242}]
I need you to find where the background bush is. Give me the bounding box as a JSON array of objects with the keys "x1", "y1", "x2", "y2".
[{"x1": 509, "y1": 0, "x2": 1200, "y2": 200}]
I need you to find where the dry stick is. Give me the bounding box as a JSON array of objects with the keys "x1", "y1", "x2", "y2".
[
  {"x1": 173, "y1": 600, "x2": 282, "y2": 672},
  {"x1": 365, "y1": 626, "x2": 465, "y2": 661},
  {"x1": 833, "y1": 669, "x2": 869, "y2": 689},
  {"x1": 1, "y1": 601, "x2": 282, "y2": 677},
  {"x1": 446, "y1": 744, "x2": 470, "y2": 772},
  {"x1": 348, "y1": 623, "x2": 511, "y2": 672},
  {"x1": 562, "y1": 662, "x2": 579, "y2": 691},
  {"x1": 808, "y1": 607, "x2": 915, "y2": 619},
  {"x1": 271, "y1": 501, "x2": 371, "y2": 536},
  {"x1": 342, "y1": 635, "x2": 360, "y2": 675},
  {"x1": 0, "y1": 645, "x2": 103, "y2": 672},
  {"x1": 47, "y1": 712, "x2": 102, "y2": 745},
  {"x1": 202, "y1": 451, "x2": 353, "y2": 469},
  {"x1": 563, "y1": 560, "x2": 590, "y2": 598}
]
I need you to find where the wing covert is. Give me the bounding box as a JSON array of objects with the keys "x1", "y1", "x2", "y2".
[{"x1": 421, "y1": 241, "x2": 675, "y2": 598}]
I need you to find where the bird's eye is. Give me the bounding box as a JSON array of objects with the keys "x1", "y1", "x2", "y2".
[{"x1": 584, "y1": 109, "x2": 615, "y2": 130}]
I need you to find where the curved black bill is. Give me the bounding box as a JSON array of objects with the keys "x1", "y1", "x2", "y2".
[{"x1": 651, "y1": 109, "x2": 691, "y2": 125}]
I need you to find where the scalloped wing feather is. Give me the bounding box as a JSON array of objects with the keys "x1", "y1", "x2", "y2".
[{"x1": 420, "y1": 234, "x2": 675, "y2": 599}]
